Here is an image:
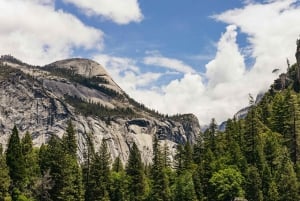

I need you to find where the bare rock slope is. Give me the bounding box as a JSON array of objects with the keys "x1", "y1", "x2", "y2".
[{"x1": 0, "y1": 56, "x2": 200, "y2": 163}]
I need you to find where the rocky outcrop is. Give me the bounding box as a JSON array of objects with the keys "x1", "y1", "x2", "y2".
[{"x1": 0, "y1": 57, "x2": 201, "y2": 163}]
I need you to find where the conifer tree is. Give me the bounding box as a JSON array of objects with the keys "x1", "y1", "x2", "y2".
[
  {"x1": 245, "y1": 166, "x2": 263, "y2": 201},
  {"x1": 172, "y1": 172, "x2": 198, "y2": 201},
  {"x1": 88, "y1": 139, "x2": 111, "y2": 201},
  {"x1": 126, "y1": 142, "x2": 146, "y2": 201},
  {"x1": 276, "y1": 150, "x2": 299, "y2": 201},
  {"x1": 82, "y1": 133, "x2": 95, "y2": 201},
  {"x1": 110, "y1": 156, "x2": 128, "y2": 201},
  {"x1": 6, "y1": 126, "x2": 26, "y2": 191},
  {"x1": 243, "y1": 98, "x2": 261, "y2": 165},
  {"x1": 41, "y1": 134, "x2": 83, "y2": 201},
  {"x1": 0, "y1": 144, "x2": 11, "y2": 201},
  {"x1": 63, "y1": 120, "x2": 77, "y2": 156},
  {"x1": 112, "y1": 156, "x2": 123, "y2": 173},
  {"x1": 149, "y1": 135, "x2": 171, "y2": 201},
  {"x1": 21, "y1": 132, "x2": 40, "y2": 199},
  {"x1": 285, "y1": 91, "x2": 300, "y2": 164}
]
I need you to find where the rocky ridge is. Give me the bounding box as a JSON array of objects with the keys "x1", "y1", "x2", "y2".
[{"x1": 0, "y1": 55, "x2": 201, "y2": 164}]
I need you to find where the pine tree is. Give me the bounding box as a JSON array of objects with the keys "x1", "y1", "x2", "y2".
[
  {"x1": 110, "y1": 157, "x2": 128, "y2": 201},
  {"x1": 243, "y1": 100, "x2": 261, "y2": 165},
  {"x1": 276, "y1": 150, "x2": 299, "y2": 201},
  {"x1": 112, "y1": 156, "x2": 123, "y2": 173},
  {"x1": 245, "y1": 166, "x2": 263, "y2": 201},
  {"x1": 88, "y1": 139, "x2": 111, "y2": 201},
  {"x1": 174, "y1": 144, "x2": 184, "y2": 174},
  {"x1": 82, "y1": 133, "x2": 95, "y2": 201},
  {"x1": 266, "y1": 180, "x2": 279, "y2": 201},
  {"x1": 126, "y1": 142, "x2": 146, "y2": 201},
  {"x1": 41, "y1": 134, "x2": 83, "y2": 201},
  {"x1": 63, "y1": 120, "x2": 77, "y2": 157},
  {"x1": 0, "y1": 144, "x2": 11, "y2": 201},
  {"x1": 284, "y1": 91, "x2": 300, "y2": 164},
  {"x1": 21, "y1": 132, "x2": 40, "y2": 199},
  {"x1": 172, "y1": 172, "x2": 198, "y2": 201},
  {"x1": 149, "y1": 135, "x2": 171, "y2": 201},
  {"x1": 204, "y1": 118, "x2": 217, "y2": 153},
  {"x1": 6, "y1": 126, "x2": 26, "y2": 191}
]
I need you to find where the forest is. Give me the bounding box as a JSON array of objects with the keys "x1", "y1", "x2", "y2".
[{"x1": 1, "y1": 67, "x2": 300, "y2": 201}]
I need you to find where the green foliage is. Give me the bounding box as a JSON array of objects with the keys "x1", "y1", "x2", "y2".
[
  {"x1": 21, "y1": 132, "x2": 40, "y2": 200},
  {"x1": 0, "y1": 144, "x2": 11, "y2": 201},
  {"x1": 149, "y1": 136, "x2": 171, "y2": 201},
  {"x1": 172, "y1": 172, "x2": 198, "y2": 201},
  {"x1": 6, "y1": 126, "x2": 26, "y2": 191},
  {"x1": 209, "y1": 168, "x2": 245, "y2": 201},
  {"x1": 87, "y1": 139, "x2": 111, "y2": 201},
  {"x1": 64, "y1": 95, "x2": 136, "y2": 119},
  {"x1": 62, "y1": 121, "x2": 77, "y2": 156},
  {"x1": 126, "y1": 142, "x2": 146, "y2": 201}
]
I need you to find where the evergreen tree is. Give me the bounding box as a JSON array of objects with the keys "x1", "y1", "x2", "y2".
[
  {"x1": 243, "y1": 101, "x2": 261, "y2": 165},
  {"x1": 174, "y1": 144, "x2": 184, "y2": 174},
  {"x1": 285, "y1": 91, "x2": 300, "y2": 164},
  {"x1": 149, "y1": 136, "x2": 171, "y2": 201},
  {"x1": 245, "y1": 166, "x2": 263, "y2": 201},
  {"x1": 276, "y1": 151, "x2": 299, "y2": 201},
  {"x1": 110, "y1": 157, "x2": 128, "y2": 201},
  {"x1": 183, "y1": 142, "x2": 194, "y2": 171},
  {"x1": 266, "y1": 180, "x2": 279, "y2": 201},
  {"x1": 112, "y1": 155, "x2": 123, "y2": 172},
  {"x1": 162, "y1": 142, "x2": 171, "y2": 169},
  {"x1": 0, "y1": 144, "x2": 11, "y2": 201},
  {"x1": 172, "y1": 172, "x2": 198, "y2": 201},
  {"x1": 88, "y1": 139, "x2": 111, "y2": 201},
  {"x1": 63, "y1": 120, "x2": 77, "y2": 157},
  {"x1": 6, "y1": 126, "x2": 26, "y2": 191},
  {"x1": 204, "y1": 118, "x2": 217, "y2": 153},
  {"x1": 21, "y1": 132, "x2": 40, "y2": 199},
  {"x1": 126, "y1": 142, "x2": 146, "y2": 201},
  {"x1": 41, "y1": 134, "x2": 83, "y2": 201},
  {"x1": 82, "y1": 133, "x2": 95, "y2": 201}
]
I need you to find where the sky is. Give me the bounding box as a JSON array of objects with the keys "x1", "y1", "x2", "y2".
[{"x1": 1, "y1": 0, "x2": 300, "y2": 125}]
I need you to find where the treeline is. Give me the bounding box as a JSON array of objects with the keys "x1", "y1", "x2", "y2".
[{"x1": 64, "y1": 95, "x2": 136, "y2": 120}]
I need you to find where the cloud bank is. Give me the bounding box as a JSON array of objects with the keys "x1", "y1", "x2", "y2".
[
  {"x1": 63, "y1": 0, "x2": 143, "y2": 24},
  {"x1": 0, "y1": 0, "x2": 103, "y2": 65}
]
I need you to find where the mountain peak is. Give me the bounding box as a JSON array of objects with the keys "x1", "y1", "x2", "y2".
[
  {"x1": 49, "y1": 58, "x2": 108, "y2": 78},
  {"x1": 47, "y1": 58, "x2": 123, "y2": 94}
]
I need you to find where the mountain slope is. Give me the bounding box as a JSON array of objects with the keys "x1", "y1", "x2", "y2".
[{"x1": 0, "y1": 55, "x2": 200, "y2": 163}]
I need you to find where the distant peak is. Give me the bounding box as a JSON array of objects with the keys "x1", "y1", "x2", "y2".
[{"x1": 47, "y1": 58, "x2": 108, "y2": 78}]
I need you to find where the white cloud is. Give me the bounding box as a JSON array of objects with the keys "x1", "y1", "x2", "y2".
[
  {"x1": 63, "y1": 0, "x2": 143, "y2": 24},
  {"x1": 0, "y1": 0, "x2": 104, "y2": 65},
  {"x1": 205, "y1": 25, "x2": 246, "y2": 88},
  {"x1": 143, "y1": 54, "x2": 196, "y2": 74},
  {"x1": 94, "y1": 54, "x2": 162, "y2": 92}
]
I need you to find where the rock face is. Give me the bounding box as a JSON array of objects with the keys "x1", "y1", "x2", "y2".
[{"x1": 0, "y1": 56, "x2": 201, "y2": 164}]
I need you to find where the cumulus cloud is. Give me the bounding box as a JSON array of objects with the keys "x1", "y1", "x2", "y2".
[
  {"x1": 63, "y1": 0, "x2": 143, "y2": 24},
  {"x1": 205, "y1": 25, "x2": 246, "y2": 88},
  {"x1": 94, "y1": 54, "x2": 162, "y2": 92},
  {"x1": 0, "y1": 0, "x2": 103, "y2": 65},
  {"x1": 143, "y1": 54, "x2": 196, "y2": 74}
]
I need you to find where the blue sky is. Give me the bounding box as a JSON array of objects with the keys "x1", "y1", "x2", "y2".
[{"x1": 1, "y1": 0, "x2": 300, "y2": 125}]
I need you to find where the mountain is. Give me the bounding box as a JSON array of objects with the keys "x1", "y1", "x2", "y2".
[{"x1": 0, "y1": 55, "x2": 200, "y2": 163}]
